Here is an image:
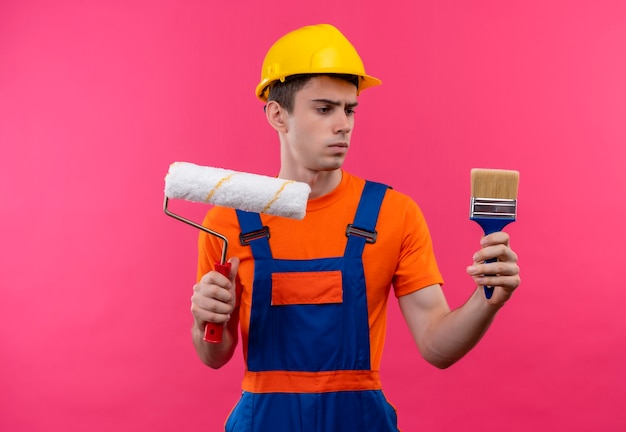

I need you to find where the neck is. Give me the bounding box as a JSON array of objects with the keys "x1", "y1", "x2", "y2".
[{"x1": 278, "y1": 167, "x2": 342, "y2": 199}]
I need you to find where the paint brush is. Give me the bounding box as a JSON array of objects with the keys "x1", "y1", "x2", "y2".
[{"x1": 469, "y1": 168, "x2": 519, "y2": 299}]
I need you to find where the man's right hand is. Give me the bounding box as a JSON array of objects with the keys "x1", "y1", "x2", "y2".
[{"x1": 191, "y1": 257, "x2": 240, "y2": 331}]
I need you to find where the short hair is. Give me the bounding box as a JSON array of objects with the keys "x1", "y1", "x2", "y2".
[{"x1": 267, "y1": 74, "x2": 360, "y2": 113}]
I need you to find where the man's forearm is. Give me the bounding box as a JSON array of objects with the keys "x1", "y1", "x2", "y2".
[
  {"x1": 421, "y1": 288, "x2": 503, "y2": 368},
  {"x1": 192, "y1": 319, "x2": 238, "y2": 369}
]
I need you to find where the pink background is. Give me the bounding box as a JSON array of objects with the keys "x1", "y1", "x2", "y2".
[{"x1": 1, "y1": 0, "x2": 625, "y2": 431}]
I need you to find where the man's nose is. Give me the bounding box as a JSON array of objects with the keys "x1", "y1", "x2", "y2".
[{"x1": 334, "y1": 111, "x2": 352, "y2": 134}]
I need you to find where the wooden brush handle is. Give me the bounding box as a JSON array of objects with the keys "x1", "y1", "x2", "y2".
[{"x1": 203, "y1": 262, "x2": 232, "y2": 344}]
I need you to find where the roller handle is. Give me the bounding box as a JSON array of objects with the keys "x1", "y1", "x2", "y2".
[{"x1": 203, "y1": 262, "x2": 232, "y2": 344}]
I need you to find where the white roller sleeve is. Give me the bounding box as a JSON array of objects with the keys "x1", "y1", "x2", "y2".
[{"x1": 164, "y1": 162, "x2": 310, "y2": 220}]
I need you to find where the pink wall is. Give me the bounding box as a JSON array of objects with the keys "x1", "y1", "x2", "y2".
[{"x1": 1, "y1": 0, "x2": 625, "y2": 430}]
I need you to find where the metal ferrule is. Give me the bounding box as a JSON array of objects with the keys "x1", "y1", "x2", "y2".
[{"x1": 470, "y1": 197, "x2": 517, "y2": 219}]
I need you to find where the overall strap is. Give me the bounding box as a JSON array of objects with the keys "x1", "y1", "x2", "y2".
[
  {"x1": 344, "y1": 181, "x2": 389, "y2": 258},
  {"x1": 236, "y1": 210, "x2": 272, "y2": 259}
]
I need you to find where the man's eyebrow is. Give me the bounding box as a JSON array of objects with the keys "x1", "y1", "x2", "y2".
[{"x1": 311, "y1": 98, "x2": 359, "y2": 108}]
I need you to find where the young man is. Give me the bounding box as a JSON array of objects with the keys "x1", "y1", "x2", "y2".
[{"x1": 191, "y1": 24, "x2": 520, "y2": 431}]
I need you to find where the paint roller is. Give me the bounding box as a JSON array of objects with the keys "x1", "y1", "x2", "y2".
[{"x1": 163, "y1": 161, "x2": 311, "y2": 343}]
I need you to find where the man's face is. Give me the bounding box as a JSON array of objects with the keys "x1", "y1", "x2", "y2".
[{"x1": 282, "y1": 75, "x2": 359, "y2": 173}]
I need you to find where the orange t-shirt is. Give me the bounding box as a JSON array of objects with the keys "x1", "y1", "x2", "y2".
[{"x1": 197, "y1": 171, "x2": 443, "y2": 372}]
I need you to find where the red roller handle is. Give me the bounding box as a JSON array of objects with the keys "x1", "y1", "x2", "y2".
[{"x1": 203, "y1": 262, "x2": 232, "y2": 344}]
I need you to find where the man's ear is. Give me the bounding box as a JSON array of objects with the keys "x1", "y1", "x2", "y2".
[{"x1": 265, "y1": 100, "x2": 288, "y2": 133}]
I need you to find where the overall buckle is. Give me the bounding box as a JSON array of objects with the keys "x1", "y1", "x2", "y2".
[
  {"x1": 345, "y1": 224, "x2": 377, "y2": 244},
  {"x1": 240, "y1": 226, "x2": 271, "y2": 246}
]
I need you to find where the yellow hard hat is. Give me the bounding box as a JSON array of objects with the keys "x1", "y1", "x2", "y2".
[{"x1": 255, "y1": 24, "x2": 382, "y2": 102}]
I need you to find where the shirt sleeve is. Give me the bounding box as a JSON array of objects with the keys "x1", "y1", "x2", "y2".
[
  {"x1": 391, "y1": 197, "x2": 444, "y2": 297},
  {"x1": 196, "y1": 209, "x2": 225, "y2": 282}
]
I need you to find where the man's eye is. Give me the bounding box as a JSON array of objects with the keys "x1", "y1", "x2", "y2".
[
  {"x1": 317, "y1": 107, "x2": 330, "y2": 114},
  {"x1": 346, "y1": 108, "x2": 356, "y2": 116}
]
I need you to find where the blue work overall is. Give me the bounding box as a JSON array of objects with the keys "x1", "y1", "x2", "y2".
[{"x1": 225, "y1": 181, "x2": 400, "y2": 432}]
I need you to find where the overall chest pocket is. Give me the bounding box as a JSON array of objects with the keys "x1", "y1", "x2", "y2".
[
  {"x1": 271, "y1": 271, "x2": 343, "y2": 305},
  {"x1": 269, "y1": 270, "x2": 345, "y2": 371}
]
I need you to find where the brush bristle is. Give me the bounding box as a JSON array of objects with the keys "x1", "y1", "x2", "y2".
[{"x1": 471, "y1": 168, "x2": 519, "y2": 199}]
